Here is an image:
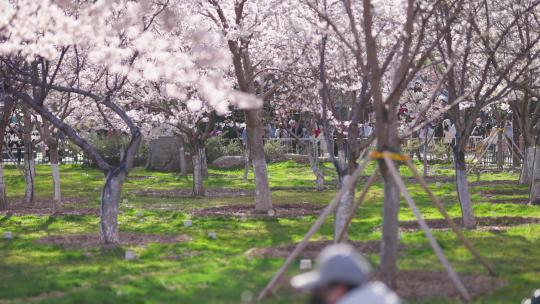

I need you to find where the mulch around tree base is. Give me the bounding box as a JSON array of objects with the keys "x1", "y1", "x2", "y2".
[
  {"x1": 399, "y1": 216, "x2": 540, "y2": 231},
  {"x1": 35, "y1": 232, "x2": 191, "y2": 249},
  {"x1": 129, "y1": 188, "x2": 255, "y2": 198},
  {"x1": 191, "y1": 203, "x2": 324, "y2": 218},
  {"x1": 375, "y1": 270, "x2": 506, "y2": 300},
  {"x1": 245, "y1": 240, "x2": 405, "y2": 259},
  {"x1": 0, "y1": 197, "x2": 97, "y2": 216}
]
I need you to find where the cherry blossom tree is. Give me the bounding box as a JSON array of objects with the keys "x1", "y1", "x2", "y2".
[
  {"x1": 0, "y1": 89, "x2": 15, "y2": 210},
  {"x1": 486, "y1": 1, "x2": 540, "y2": 202},
  {"x1": 200, "y1": 0, "x2": 304, "y2": 212},
  {"x1": 299, "y1": 0, "x2": 479, "y2": 287},
  {"x1": 1, "y1": 0, "x2": 234, "y2": 243},
  {"x1": 429, "y1": 0, "x2": 540, "y2": 228}
]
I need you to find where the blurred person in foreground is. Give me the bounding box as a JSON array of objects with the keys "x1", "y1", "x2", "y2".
[{"x1": 291, "y1": 243, "x2": 400, "y2": 304}]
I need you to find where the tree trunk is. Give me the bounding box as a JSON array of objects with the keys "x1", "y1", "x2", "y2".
[
  {"x1": 23, "y1": 110, "x2": 35, "y2": 205},
  {"x1": 100, "y1": 169, "x2": 126, "y2": 244},
  {"x1": 334, "y1": 175, "x2": 354, "y2": 240},
  {"x1": 179, "y1": 137, "x2": 187, "y2": 175},
  {"x1": 520, "y1": 146, "x2": 535, "y2": 185},
  {"x1": 496, "y1": 130, "x2": 503, "y2": 170},
  {"x1": 243, "y1": 147, "x2": 250, "y2": 181},
  {"x1": 0, "y1": 134, "x2": 8, "y2": 211},
  {"x1": 201, "y1": 147, "x2": 208, "y2": 178},
  {"x1": 379, "y1": 163, "x2": 401, "y2": 289},
  {"x1": 423, "y1": 137, "x2": 429, "y2": 177},
  {"x1": 307, "y1": 139, "x2": 324, "y2": 191},
  {"x1": 191, "y1": 145, "x2": 205, "y2": 197},
  {"x1": 454, "y1": 147, "x2": 476, "y2": 228},
  {"x1": 0, "y1": 162, "x2": 7, "y2": 211},
  {"x1": 119, "y1": 147, "x2": 125, "y2": 162},
  {"x1": 513, "y1": 118, "x2": 521, "y2": 167},
  {"x1": 50, "y1": 143, "x2": 61, "y2": 212},
  {"x1": 531, "y1": 146, "x2": 540, "y2": 205},
  {"x1": 99, "y1": 127, "x2": 142, "y2": 244},
  {"x1": 0, "y1": 99, "x2": 14, "y2": 210},
  {"x1": 145, "y1": 145, "x2": 152, "y2": 169},
  {"x1": 245, "y1": 109, "x2": 272, "y2": 211},
  {"x1": 337, "y1": 139, "x2": 347, "y2": 171}
]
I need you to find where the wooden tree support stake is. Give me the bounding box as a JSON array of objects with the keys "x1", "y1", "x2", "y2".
[
  {"x1": 502, "y1": 132, "x2": 524, "y2": 160},
  {"x1": 405, "y1": 158, "x2": 496, "y2": 276},
  {"x1": 383, "y1": 153, "x2": 472, "y2": 302},
  {"x1": 468, "y1": 130, "x2": 500, "y2": 174},
  {"x1": 336, "y1": 168, "x2": 379, "y2": 243},
  {"x1": 257, "y1": 155, "x2": 372, "y2": 301}
]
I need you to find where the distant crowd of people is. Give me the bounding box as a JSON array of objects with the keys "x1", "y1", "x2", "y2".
[{"x1": 208, "y1": 113, "x2": 514, "y2": 161}]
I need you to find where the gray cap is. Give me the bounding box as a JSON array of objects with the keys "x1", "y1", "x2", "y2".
[{"x1": 290, "y1": 243, "x2": 372, "y2": 291}]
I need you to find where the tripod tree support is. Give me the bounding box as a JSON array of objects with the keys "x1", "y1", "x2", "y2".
[
  {"x1": 467, "y1": 128, "x2": 523, "y2": 174},
  {"x1": 382, "y1": 152, "x2": 472, "y2": 302},
  {"x1": 502, "y1": 132, "x2": 524, "y2": 160},
  {"x1": 257, "y1": 155, "x2": 372, "y2": 301},
  {"x1": 404, "y1": 158, "x2": 496, "y2": 276},
  {"x1": 468, "y1": 130, "x2": 499, "y2": 174}
]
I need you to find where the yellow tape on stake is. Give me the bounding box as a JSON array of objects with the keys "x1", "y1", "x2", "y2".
[{"x1": 369, "y1": 150, "x2": 409, "y2": 162}]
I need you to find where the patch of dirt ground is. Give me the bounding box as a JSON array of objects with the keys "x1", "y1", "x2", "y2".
[
  {"x1": 35, "y1": 232, "x2": 191, "y2": 249},
  {"x1": 129, "y1": 188, "x2": 255, "y2": 198},
  {"x1": 270, "y1": 186, "x2": 332, "y2": 191},
  {"x1": 374, "y1": 270, "x2": 506, "y2": 300},
  {"x1": 245, "y1": 240, "x2": 405, "y2": 259},
  {"x1": 191, "y1": 203, "x2": 324, "y2": 218},
  {"x1": 128, "y1": 175, "x2": 157, "y2": 180},
  {"x1": 478, "y1": 188, "x2": 529, "y2": 195},
  {"x1": 399, "y1": 216, "x2": 540, "y2": 231},
  {"x1": 0, "y1": 197, "x2": 97, "y2": 216},
  {"x1": 485, "y1": 198, "x2": 530, "y2": 205},
  {"x1": 405, "y1": 176, "x2": 454, "y2": 183},
  {"x1": 470, "y1": 180, "x2": 518, "y2": 187}
]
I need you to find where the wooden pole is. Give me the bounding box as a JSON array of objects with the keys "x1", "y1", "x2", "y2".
[
  {"x1": 383, "y1": 153, "x2": 472, "y2": 302},
  {"x1": 405, "y1": 158, "x2": 496, "y2": 276},
  {"x1": 502, "y1": 132, "x2": 524, "y2": 160},
  {"x1": 467, "y1": 130, "x2": 499, "y2": 174},
  {"x1": 473, "y1": 130, "x2": 498, "y2": 162},
  {"x1": 257, "y1": 155, "x2": 372, "y2": 301},
  {"x1": 336, "y1": 168, "x2": 379, "y2": 243}
]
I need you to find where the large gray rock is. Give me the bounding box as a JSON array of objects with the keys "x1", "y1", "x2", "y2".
[
  {"x1": 212, "y1": 155, "x2": 245, "y2": 169},
  {"x1": 147, "y1": 136, "x2": 192, "y2": 172}
]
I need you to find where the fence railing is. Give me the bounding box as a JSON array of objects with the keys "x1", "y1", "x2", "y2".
[
  {"x1": 3, "y1": 136, "x2": 519, "y2": 168},
  {"x1": 2, "y1": 149, "x2": 86, "y2": 165},
  {"x1": 219, "y1": 136, "x2": 520, "y2": 168}
]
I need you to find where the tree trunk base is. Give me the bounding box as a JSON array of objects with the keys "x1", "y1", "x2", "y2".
[
  {"x1": 520, "y1": 147, "x2": 535, "y2": 185},
  {"x1": 455, "y1": 152, "x2": 476, "y2": 229},
  {"x1": 334, "y1": 175, "x2": 354, "y2": 241},
  {"x1": 100, "y1": 170, "x2": 125, "y2": 244},
  {"x1": 380, "y1": 166, "x2": 401, "y2": 289},
  {"x1": 530, "y1": 146, "x2": 540, "y2": 205}
]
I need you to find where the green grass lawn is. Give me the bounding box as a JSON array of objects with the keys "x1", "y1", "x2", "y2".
[{"x1": 0, "y1": 161, "x2": 539, "y2": 303}]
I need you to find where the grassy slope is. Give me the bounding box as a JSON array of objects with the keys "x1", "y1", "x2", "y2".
[{"x1": 0, "y1": 161, "x2": 538, "y2": 303}]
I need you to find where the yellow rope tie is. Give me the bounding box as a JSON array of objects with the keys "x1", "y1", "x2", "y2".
[
  {"x1": 369, "y1": 151, "x2": 410, "y2": 162},
  {"x1": 496, "y1": 128, "x2": 504, "y2": 132}
]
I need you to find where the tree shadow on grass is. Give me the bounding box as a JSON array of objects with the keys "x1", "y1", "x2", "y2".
[
  {"x1": 37, "y1": 215, "x2": 58, "y2": 232},
  {"x1": 0, "y1": 213, "x2": 12, "y2": 224},
  {"x1": 399, "y1": 231, "x2": 540, "y2": 303}
]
